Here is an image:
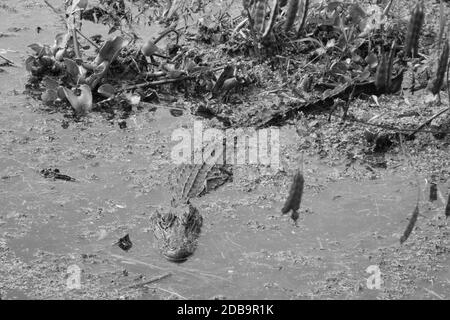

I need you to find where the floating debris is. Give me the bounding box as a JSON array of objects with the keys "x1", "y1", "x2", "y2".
[
  {"x1": 400, "y1": 204, "x2": 420, "y2": 244},
  {"x1": 118, "y1": 121, "x2": 127, "y2": 129},
  {"x1": 117, "y1": 234, "x2": 133, "y2": 252},
  {"x1": 429, "y1": 182, "x2": 438, "y2": 202},
  {"x1": 282, "y1": 171, "x2": 304, "y2": 223},
  {"x1": 40, "y1": 168, "x2": 76, "y2": 182}
]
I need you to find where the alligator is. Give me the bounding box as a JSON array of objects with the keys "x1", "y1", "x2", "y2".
[{"x1": 150, "y1": 141, "x2": 232, "y2": 263}]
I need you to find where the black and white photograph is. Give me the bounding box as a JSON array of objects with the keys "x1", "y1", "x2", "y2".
[{"x1": 0, "y1": 0, "x2": 449, "y2": 302}]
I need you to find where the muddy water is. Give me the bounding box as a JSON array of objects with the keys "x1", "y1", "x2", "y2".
[{"x1": 1, "y1": 0, "x2": 449, "y2": 300}]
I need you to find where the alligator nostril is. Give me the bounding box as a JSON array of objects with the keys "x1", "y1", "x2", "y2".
[{"x1": 163, "y1": 249, "x2": 190, "y2": 263}]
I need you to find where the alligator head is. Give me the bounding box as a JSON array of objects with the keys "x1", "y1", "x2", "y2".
[{"x1": 150, "y1": 202, "x2": 203, "y2": 263}]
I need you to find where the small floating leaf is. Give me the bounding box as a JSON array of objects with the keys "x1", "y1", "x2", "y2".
[{"x1": 97, "y1": 83, "x2": 115, "y2": 98}]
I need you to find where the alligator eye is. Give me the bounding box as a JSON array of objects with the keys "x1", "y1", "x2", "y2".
[{"x1": 160, "y1": 212, "x2": 176, "y2": 228}]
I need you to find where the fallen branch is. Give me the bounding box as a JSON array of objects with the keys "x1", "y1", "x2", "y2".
[
  {"x1": 231, "y1": 18, "x2": 248, "y2": 38},
  {"x1": 124, "y1": 76, "x2": 195, "y2": 90},
  {"x1": 42, "y1": 0, "x2": 66, "y2": 25},
  {"x1": 256, "y1": 69, "x2": 406, "y2": 128},
  {"x1": 76, "y1": 29, "x2": 100, "y2": 50},
  {"x1": 43, "y1": 0, "x2": 63, "y2": 15},
  {"x1": 409, "y1": 106, "x2": 450, "y2": 137}
]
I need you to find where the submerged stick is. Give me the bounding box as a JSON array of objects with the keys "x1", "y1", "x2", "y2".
[
  {"x1": 0, "y1": 53, "x2": 16, "y2": 66},
  {"x1": 399, "y1": 135, "x2": 421, "y2": 245},
  {"x1": 122, "y1": 273, "x2": 172, "y2": 290},
  {"x1": 400, "y1": 203, "x2": 420, "y2": 244}
]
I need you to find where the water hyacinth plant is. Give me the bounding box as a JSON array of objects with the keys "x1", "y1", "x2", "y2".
[{"x1": 61, "y1": 84, "x2": 93, "y2": 115}]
